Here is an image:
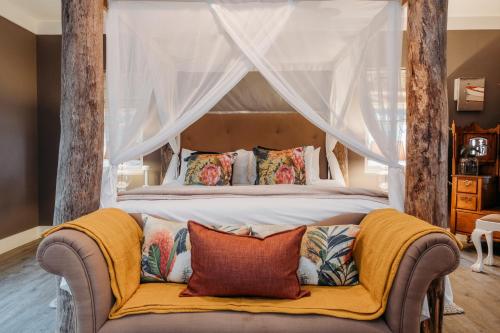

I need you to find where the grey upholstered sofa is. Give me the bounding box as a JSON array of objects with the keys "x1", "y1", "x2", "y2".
[{"x1": 37, "y1": 214, "x2": 460, "y2": 333}]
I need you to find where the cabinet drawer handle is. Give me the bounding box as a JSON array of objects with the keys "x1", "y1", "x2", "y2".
[{"x1": 464, "y1": 180, "x2": 471, "y2": 186}]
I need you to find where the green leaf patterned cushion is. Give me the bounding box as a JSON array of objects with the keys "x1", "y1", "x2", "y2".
[
  {"x1": 141, "y1": 215, "x2": 251, "y2": 283},
  {"x1": 250, "y1": 224, "x2": 360, "y2": 286},
  {"x1": 184, "y1": 152, "x2": 237, "y2": 186},
  {"x1": 253, "y1": 147, "x2": 306, "y2": 185}
]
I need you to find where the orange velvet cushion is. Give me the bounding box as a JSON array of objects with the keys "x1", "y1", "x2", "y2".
[{"x1": 180, "y1": 221, "x2": 310, "y2": 299}]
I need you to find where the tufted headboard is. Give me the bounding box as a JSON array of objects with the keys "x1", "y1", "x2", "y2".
[{"x1": 160, "y1": 112, "x2": 349, "y2": 182}]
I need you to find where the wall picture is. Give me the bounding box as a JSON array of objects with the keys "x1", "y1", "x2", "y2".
[{"x1": 453, "y1": 77, "x2": 485, "y2": 111}]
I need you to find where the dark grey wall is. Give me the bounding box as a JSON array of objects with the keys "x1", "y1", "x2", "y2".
[
  {"x1": 402, "y1": 30, "x2": 500, "y2": 128},
  {"x1": 36, "y1": 35, "x2": 61, "y2": 226},
  {"x1": 446, "y1": 30, "x2": 500, "y2": 128},
  {"x1": 0, "y1": 17, "x2": 38, "y2": 238}
]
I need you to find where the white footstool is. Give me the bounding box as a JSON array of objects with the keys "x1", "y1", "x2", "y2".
[{"x1": 471, "y1": 214, "x2": 500, "y2": 272}]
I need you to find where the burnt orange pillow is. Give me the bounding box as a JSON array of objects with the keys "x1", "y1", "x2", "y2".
[{"x1": 180, "y1": 221, "x2": 310, "y2": 299}]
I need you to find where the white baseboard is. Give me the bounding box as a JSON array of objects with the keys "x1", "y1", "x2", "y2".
[{"x1": 0, "y1": 226, "x2": 52, "y2": 255}]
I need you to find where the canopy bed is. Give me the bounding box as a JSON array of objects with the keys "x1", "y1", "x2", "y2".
[
  {"x1": 116, "y1": 112, "x2": 389, "y2": 225},
  {"x1": 101, "y1": 0, "x2": 406, "y2": 216}
]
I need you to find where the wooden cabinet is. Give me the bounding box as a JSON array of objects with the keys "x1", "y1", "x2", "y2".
[
  {"x1": 450, "y1": 123, "x2": 500, "y2": 241},
  {"x1": 450, "y1": 176, "x2": 500, "y2": 240}
]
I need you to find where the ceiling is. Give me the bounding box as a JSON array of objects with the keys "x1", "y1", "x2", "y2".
[
  {"x1": 0, "y1": 0, "x2": 61, "y2": 34},
  {"x1": 1, "y1": 0, "x2": 500, "y2": 35}
]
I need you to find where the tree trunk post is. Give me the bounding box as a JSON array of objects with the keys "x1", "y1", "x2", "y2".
[
  {"x1": 54, "y1": 1, "x2": 104, "y2": 332},
  {"x1": 405, "y1": 0, "x2": 449, "y2": 332}
]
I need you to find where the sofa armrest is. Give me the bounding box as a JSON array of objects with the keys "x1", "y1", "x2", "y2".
[
  {"x1": 37, "y1": 229, "x2": 114, "y2": 333},
  {"x1": 384, "y1": 233, "x2": 460, "y2": 333}
]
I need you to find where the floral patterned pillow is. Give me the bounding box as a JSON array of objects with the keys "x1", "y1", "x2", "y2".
[
  {"x1": 184, "y1": 153, "x2": 237, "y2": 186},
  {"x1": 141, "y1": 216, "x2": 251, "y2": 283},
  {"x1": 250, "y1": 224, "x2": 360, "y2": 286},
  {"x1": 253, "y1": 147, "x2": 306, "y2": 185}
]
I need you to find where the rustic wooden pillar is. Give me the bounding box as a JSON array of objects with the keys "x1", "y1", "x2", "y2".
[
  {"x1": 405, "y1": 0, "x2": 449, "y2": 332},
  {"x1": 54, "y1": 1, "x2": 104, "y2": 331},
  {"x1": 405, "y1": 0, "x2": 449, "y2": 226},
  {"x1": 333, "y1": 143, "x2": 349, "y2": 185},
  {"x1": 160, "y1": 144, "x2": 174, "y2": 184}
]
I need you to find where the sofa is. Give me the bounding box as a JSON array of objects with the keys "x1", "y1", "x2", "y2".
[{"x1": 37, "y1": 213, "x2": 460, "y2": 333}]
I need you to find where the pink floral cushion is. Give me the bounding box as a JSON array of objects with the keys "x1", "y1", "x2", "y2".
[
  {"x1": 184, "y1": 152, "x2": 237, "y2": 186},
  {"x1": 253, "y1": 147, "x2": 306, "y2": 185},
  {"x1": 141, "y1": 215, "x2": 251, "y2": 283}
]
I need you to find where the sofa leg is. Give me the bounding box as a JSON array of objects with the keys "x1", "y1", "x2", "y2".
[{"x1": 420, "y1": 276, "x2": 445, "y2": 333}]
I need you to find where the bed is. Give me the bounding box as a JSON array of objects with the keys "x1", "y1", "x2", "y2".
[{"x1": 114, "y1": 112, "x2": 389, "y2": 225}]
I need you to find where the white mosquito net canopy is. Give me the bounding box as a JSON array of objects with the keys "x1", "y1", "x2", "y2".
[{"x1": 102, "y1": 0, "x2": 405, "y2": 209}]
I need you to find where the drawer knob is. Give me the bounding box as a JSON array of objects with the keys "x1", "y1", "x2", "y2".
[{"x1": 464, "y1": 180, "x2": 471, "y2": 186}]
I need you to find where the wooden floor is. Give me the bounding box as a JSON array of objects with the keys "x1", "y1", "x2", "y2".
[
  {"x1": 0, "y1": 240, "x2": 56, "y2": 333},
  {"x1": 444, "y1": 237, "x2": 500, "y2": 333},
  {"x1": 0, "y1": 237, "x2": 498, "y2": 333}
]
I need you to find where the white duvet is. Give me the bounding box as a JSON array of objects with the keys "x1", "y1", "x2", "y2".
[{"x1": 114, "y1": 184, "x2": 388, "y2": 226}]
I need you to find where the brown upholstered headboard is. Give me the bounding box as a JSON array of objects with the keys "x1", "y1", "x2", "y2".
[
  {"x1": 183, "y1": 112, "x2": 328, "y2": 179},
  {"x1": 160, "y1": 112, "x2": 349, "y2": 182}
]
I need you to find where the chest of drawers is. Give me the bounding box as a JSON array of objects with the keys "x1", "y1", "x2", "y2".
[{"x1": 450, "y1": 175, "x2": 500, "y2": 240}]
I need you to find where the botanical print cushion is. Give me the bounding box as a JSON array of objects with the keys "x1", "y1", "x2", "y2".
[
  {"x1": 141, "y1": 216, "x2": 251, "y2": 283},
  {"x1": 250, "y1": 224, "x2": 360, "y2": 286},
  {"x1": 253, "y1": 147, "x2": 306, "y2": 185},
  {"x1": 184, "y1": 152, "x2": 237, "y2": 186}
]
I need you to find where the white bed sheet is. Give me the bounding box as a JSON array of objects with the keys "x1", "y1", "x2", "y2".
[{"x1": 115, "y1": 196, "x2": 388, "y2": 226}]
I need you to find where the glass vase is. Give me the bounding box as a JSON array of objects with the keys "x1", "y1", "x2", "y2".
[{"x1": 459, "y1": 157, "x2": 478, "y2": 175}]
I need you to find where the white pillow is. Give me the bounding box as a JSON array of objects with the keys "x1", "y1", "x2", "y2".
[
  {"x1": 304, "y1": 146, "x2": 321, "y2": 185},
  {"x1": 233, "y1": 149, "x2": 252, "y2": 185},
  {"x1": 312, "y1": 147, "x2": 320, "y2": 181},
  {"x1": 248, "y1": 152, "x2": 257, "y2": 185},
  {"x1": 161, "y1": 149, "x2": 189, "y2": 185},
  {"x1": 173, "y1": 148, "x2": 194, "y2": 184},
  {"x1": 327, "y1": 151, "x2": 346, "y2": 187}
]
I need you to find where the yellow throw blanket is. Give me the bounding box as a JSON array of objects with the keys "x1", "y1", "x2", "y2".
[
  {"x1": 45, "y1": 208, "x2": 459, "y2": 320},
  {"x1": 45, "y1": 208, "x2": 143, "y2": 315}
]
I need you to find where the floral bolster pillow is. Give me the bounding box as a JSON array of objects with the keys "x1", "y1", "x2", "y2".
[
  {"x1": 141, "y1": 215, "x2": 251, "y2": 283},
  {"x1": 253, "y1": 146, "x2": 306, "y2": 185},
  {"x1": 250, "y1": 224, "x2": 360, "y2": 286},
  {"x1": 184, "y1": 152, "x2": 237, "y2": 186}
]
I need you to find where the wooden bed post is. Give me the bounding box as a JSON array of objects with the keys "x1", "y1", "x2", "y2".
[
  {"x1": 53, "y1": 0, "x2": 104, "y2": 331},
  {"x1": 405, "y1": 0, "x2": 449, "y2": 332}
]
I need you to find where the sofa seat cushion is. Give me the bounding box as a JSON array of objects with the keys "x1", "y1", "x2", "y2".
[
  {"x1": 100, "y1": 311, "x2": 391, "y2": 333},
  {"x1": 110, "y1": 283, "x2": 381, "y2": 320}
]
